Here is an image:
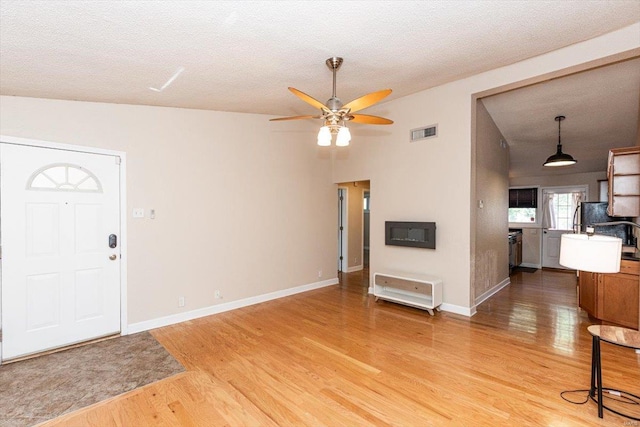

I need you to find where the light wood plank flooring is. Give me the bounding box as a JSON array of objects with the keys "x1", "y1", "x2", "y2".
[{"x1": 41, "y1": 268, "x2": 639, "y2": 426}]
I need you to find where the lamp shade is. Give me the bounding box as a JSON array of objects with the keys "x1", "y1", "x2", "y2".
[
  {"x1": 559, "y1": 233, "x2": 622, "y2": 273},
  {"x1": 336, "y1": 126, "x2": 351, "y2": 147},
  {"x1": 543, "y1": 115, "x2": 576, "y2": 167},
  {"x1": 543, "y1": 145, "x2": 577, "y2": 167},
  {"x1": 317, "y1": 126, "x2": 331, "y2": 146}
]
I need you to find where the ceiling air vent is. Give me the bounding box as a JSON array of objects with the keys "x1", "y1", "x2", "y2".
[{"x1": 410, "y1": 124, "x2": 438, "y2": 142}]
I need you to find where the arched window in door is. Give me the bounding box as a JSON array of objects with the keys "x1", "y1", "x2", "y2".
[{"x1": 26, "y1": 163, "x2": 102, "y2": 192}]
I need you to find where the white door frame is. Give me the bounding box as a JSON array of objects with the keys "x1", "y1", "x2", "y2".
[
  {"x1": 0, "y1": 135, "x2": 128, "y2": 336},
  {"x1": 338, "y1": 187, "x2": 349, "y2": 273}
]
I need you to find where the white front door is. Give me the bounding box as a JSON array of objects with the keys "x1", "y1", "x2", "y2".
[
  {"x1": 542, "y1": 229, "x2": 568, "y2": 269},
  {"x1": 1, "y1": 143, "x2": 121, "y2": 361}
]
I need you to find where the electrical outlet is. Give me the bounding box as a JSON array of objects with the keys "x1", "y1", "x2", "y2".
[
  {"x1": 215, "y1": 290, "x2": 221, "y2": 299},
  {"x1": 178, "y1": 296, "x2": 185, "y2": 307},
  {"x1": 318, "y1": 270, "x2": 322, "y2": 278}
]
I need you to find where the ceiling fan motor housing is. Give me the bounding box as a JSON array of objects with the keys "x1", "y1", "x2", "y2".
[{"x1": 326, "y1": 96, "x2": 343, "y2": 112}]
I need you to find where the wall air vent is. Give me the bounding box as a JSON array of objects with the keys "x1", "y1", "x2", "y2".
[{"x1": 410, "y1": 124, "x2": 438, "y2": 142}]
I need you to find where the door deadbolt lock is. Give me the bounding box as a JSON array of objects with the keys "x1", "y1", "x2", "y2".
[{"x1": 109, "y1": 254, "x2": 117, "y2": 260}]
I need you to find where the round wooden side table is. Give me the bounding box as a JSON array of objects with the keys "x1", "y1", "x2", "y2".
[{"x1": 587, "y1": 325, "x2": 640, "y2": 420}]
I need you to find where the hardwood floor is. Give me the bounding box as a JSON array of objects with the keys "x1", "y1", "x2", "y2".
[{"x1": 41, "y1": 268, "x2": 639, "y2": 426}]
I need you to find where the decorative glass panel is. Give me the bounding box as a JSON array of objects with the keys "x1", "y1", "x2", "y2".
[{"x1": 27, "y1": 163, "x2": 102, "y2": 193}]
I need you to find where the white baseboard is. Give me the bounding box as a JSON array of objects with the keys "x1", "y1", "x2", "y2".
[
  {"x1": 439, "y1": 303, "x2": 475, "y2": 317},
  {"x1": 127, "y1": 278, "x2": 339, "y2": 334},
  {"x1": 346, "y1": 264, "x2": 363, "y2": 273},
  {"x1": 472, "y1": 277, "x2": 511, "y2": 313},
  {"x1": 520, "y1": 262, "x2": 541, "y2": 269}
]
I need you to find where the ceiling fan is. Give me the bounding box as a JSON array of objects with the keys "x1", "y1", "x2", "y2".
[{"x1": 270, "y1": 57, "x2": 393, "y2": 146}]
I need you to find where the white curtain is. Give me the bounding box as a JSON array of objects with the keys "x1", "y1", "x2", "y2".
[
  {"x1": 571, "y1": 191, "x2": 586, "y2": 231},
  {"x1": 542, "y1": 189, "x2": 586, "y2": 230},
  {"x1": 542, "y1": 192, "x2": 556, "y2": 229}
]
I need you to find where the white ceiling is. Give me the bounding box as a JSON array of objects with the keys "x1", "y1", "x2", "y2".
[{"x1": 1, "y1": 1, "x2": 639, "y2": 178}]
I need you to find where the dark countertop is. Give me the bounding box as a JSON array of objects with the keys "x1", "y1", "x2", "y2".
[{"x1": 621, "y1": 252, "x2": 639, "y2": 262}]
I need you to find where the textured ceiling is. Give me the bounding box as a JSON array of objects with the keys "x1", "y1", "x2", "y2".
[{"x1": 1, "y1": 1, "x2": 639, "y2": 178}]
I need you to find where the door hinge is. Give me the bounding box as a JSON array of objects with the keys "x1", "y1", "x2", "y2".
[
  {"x1": 339, "y1": 256, "x2": 343, "y2": 260},
  {"x1": 339, "y1": 226, "x2": 343, "y2": 231},
  {"x1": 339, "y1": 196, "x2": 343, "y2": 201}
]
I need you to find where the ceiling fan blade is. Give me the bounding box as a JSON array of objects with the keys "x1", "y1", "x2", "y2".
[
  {"x1": 349, "y1": 114, "x2": 394, "y2": 125},
  {"x1": 269, "y1": 115, "x2": 318, "y2": 122},
  {"x1": 343, "y1": 89, "x2": 392, "y2": 113},
  {"x1": 288, "y1": 87, "x2": 327, "y2": 111}
]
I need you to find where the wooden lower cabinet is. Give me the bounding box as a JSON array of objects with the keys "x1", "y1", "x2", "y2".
[
  {"x1": 578, "y1": 271, "x2": 598, "y2": 316},
  {"x1": 578, "y1": 260, "x2": 640, "y2": 330}
]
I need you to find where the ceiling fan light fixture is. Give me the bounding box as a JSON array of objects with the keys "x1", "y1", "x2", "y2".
[
  {"x1": 317, "y1": 126, "x2": 331, "y2": 146},
  {"x1": 270, "y1": 58, "x2": 393, "y2": 146},
  {"x1": 543, "y1": 115, "x2": 577, "y2": 167},
  {"x1": 336, "y1": 126, "x2": 351, "y2": 147}
]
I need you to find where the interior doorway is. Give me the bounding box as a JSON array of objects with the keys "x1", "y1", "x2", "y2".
[
  {"x1": 336, "y1": 180, "x2": 370, "y2": 278},
  {"x1": 363, "y1": 190, "x2": 370, "y2": 270},
  {"x1": 337, "y1": 187, "x2": 348, "y2": 273}
]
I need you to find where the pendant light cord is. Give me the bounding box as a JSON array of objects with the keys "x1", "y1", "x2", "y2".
[{"x1": 555, "y1": 115, "x2": 566, "y2": 150}]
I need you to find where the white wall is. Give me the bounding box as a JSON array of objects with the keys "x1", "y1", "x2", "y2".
[
  {"x1": 333, "y1": 23, "x2": 640, "y2": 314},
  {"x1": 0, "y1": 97, "x2": 338, "y2": 326}
]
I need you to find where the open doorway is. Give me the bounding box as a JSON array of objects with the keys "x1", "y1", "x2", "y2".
[
  {"x1": 364, "y1": 190, "x2": 370, "y2": 270},
  {"x1": 337, "y1": 187, "x2": 348, "y2": 274},
  {"x1": 336, "y1": 181, "x2": 370, "y2": 288}
]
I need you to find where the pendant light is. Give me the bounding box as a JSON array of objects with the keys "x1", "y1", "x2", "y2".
[{"x1": 543, "y1": 115, "x2": 577, "y2": 167}]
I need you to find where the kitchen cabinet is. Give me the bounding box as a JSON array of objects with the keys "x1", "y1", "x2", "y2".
[
  {"x1": 579, "y1": 259, "x2": 640, "y2": 330},
  {"x1": 579, "y1": 271, "x2": 598, "y2": 316},
  {"x1": 607, "y1": 146, "x2": 640, "y2": 217}
]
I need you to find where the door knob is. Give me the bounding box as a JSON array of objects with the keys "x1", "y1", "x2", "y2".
[{"x1": 109, "y1": 254, "x2": 117, "y2": 260}]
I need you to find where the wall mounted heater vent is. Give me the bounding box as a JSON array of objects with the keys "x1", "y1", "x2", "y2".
[{"x1": 410, "y1": 124, "x2": 437, "y2": 142}]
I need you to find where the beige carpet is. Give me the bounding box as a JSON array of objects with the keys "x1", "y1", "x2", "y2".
[{"x1": 0, "y1": 331, "x2": 185, "y2": 427}]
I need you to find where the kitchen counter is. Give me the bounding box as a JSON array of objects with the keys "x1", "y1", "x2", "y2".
[
  {"x1": 621, "y1": 249, "x2": 639, "y2": 262},
  {"x1": 579, "y1": 258, "x2": 639, "y2": 330}
]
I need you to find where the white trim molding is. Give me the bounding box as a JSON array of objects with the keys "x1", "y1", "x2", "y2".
[
  {"x1": 128, "y1": 277, "x2": 339, "y2": 334},
  {"x1": 473, "y1": 277, "x2": 511, "y2": 311},
  {"x1": 440, "y1": 303, "x2": 476, "y2": 317}
]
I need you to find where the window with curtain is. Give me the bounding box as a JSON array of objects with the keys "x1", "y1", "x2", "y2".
[{"x1": 541, "y1": 187, "x2": 587, "y2": 231}]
